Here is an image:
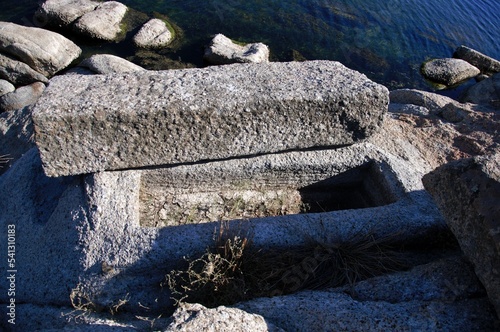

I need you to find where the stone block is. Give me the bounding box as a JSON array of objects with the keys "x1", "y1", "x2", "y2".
[
  {"x1": 423, "y1": 153, "x2": 500, "y2": 318},
  {"x1": 33, "y1": 61, "x2": 389, "y2": 177}
]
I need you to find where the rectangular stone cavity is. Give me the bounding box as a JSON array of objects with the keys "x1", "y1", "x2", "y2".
[
  {"x1": 32, "y1": 60, "x2": 388, "y2": 177},
  {"x1": 139, "y1": 157, "x2": 398, "y2": 228}
]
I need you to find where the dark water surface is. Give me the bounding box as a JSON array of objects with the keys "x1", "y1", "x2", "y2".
[{"x1": 1, "y1": 0, "x2": 499, "y2": 91}]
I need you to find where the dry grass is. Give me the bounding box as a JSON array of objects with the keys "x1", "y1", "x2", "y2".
[
  {"x1": 164, "y1": 223, "x2": 406, "y2": 307},
  {"x1": 0, "y1": 155, "x2": 10, "y2": 168}
]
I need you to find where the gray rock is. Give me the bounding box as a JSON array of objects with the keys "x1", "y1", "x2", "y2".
[
  {"x1": 0, "y1": 21, "x2": 81, "y2": 77},
  {"x1": 79, "y1": 54, "x2": 145, "y2": 74},
  {"x1": 0, "y1": 79, "x2": 14, "y2": 96},
  {"x1": 238, "y1": 291, "x2": 496, "y2": 331},
  {"x1": 0, "y1": 106, "x2": 35, "y2": 175},
  {"x1": 421, "y1": 58, "x2": 480, "y2": 86},
  {"x1": 35, "y1": 0, "x2": 99, "y2": 27},
  {"x1": 388, "y1": 103, "x2": 430, "y2": 116},
  {"x1": 32, "y1": 60, "x2": 388, "y2": 177},
  {"x1": 454, "y1": 45, "x2": 500, "y2": 74},
  {"x1": 133, "y1": 18, "x2": 173, "y2": 49},
  {"x1": 460, "y1": 72, "x2": 500, "y2": 108},
  {"x1": 204, "y1": 34, "x2": 270, "y2": 65},
  {"x1": 73, "y1": 1, "x2": 128, "y2": 41},
  {"x1": 0, "y1": 82, "x2": 45, "y2": 113},
  {"x1": 0, "y1": 53, "x2": 49, "y2": 85},
  {"x1": 423, "y1": 153, "x2": 500, "y2": 318},
  {"x1": 166, "y1": 303, "x2": 284, "y2": 332}
]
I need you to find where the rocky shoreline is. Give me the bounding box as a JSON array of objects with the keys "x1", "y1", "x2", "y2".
[{"x1": 1, "y1": 1, "x2": 500, "y2": 331}]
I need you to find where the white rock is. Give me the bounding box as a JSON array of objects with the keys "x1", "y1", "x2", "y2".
[
  {"x1": 133, "y1": 18, "x2": 173, "y2": 49},
  {"x1": 79, "y1": 54, "x2": 145, "y2": 74},
  {"x1": 0, "y1": 79, "x2": 15, "y2": 97},
  {"x1": 35, "y1": 0, "x2": 99, "y2": 27},
  {"x1": 0, "y1": 21, "x2": 82, "y2": 77},
  {"x1": 73, "y1": 1, "x2": 128, "y2": 41},
  {"x1": 204, "y1": 34, "x2": 269, "y2": 65}
]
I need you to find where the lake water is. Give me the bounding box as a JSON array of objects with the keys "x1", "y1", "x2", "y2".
[{"x1": 2, "y1": 0, "x2": 499, "y2": 91}]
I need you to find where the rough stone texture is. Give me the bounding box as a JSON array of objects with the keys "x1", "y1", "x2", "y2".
[
  {"x1": 79, "y1": 54, "x2": 145, "y2": 74},
  {"x1": 166, "y1": 303, "x2": 284, "y2": 332},
  {"x1": 0, "y1": 22, "x2": 81, "y2": 77},
  {"x1": 204, "y1": 34, "x2": 270, "y2": 65},
  {"x1": 0, "y1": 82, "x2": 45, "y2": 113},
  {"x1": 0, "y1": 78, "x2": 15, "y2": 96},
  {"x1": 454, "y1": 45, "x2": 500, "y2": 74},
  {"x1": 388, "y1": 103, "x2": 430, "y2": 116},
  {"x1": 133, "y1": 18, "x2": 173, "y2": 49},
  {"x1": 33, "y1": 61, "x2": 389, "y2": 177},
  {"x1": 461, "y1": 73, "x2": 500, "y2": 108},
  {"x1": 238, "y1": 291, "x2": 496, "y2": 331},
  {"x1": 422, "y1": 153, "x2": 500, "y2": 318},
  {"x1": 421, "y1": 58, "x2": 480, "y2": 86},
  {"x1": 0, "y1": 53, "x2": 49, "y2": 85},
  {"x1": 73, "y1": 1, "x2": 128, "y2": 41},
  {"x1": 35, "y1": 0, "x2": 99, "y2": 27},
  {"x1": 0, "y1": 106, "x2": 35, "y2": 175}
]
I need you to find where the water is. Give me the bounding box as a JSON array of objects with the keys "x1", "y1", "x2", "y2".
[{"x1": 1, "y1": 0, "x2": 499, "y2": 91}]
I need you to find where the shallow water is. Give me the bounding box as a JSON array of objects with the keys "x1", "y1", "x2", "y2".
[{"x1": 1, "y1": 0, "x2": 499, "y2": 91}]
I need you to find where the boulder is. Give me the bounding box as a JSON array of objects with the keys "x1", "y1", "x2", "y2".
[
  {"x1": 454, "y1": 45, "x2": 500, "y2": 74},
  {"x1": 32, "y1": 60, "x2": 388, "y2": 177},
  {"x1": 133, "y1": 18, "x2": 173, "y2": 49},
  {"x1": 421, "y1": 58, "x2": 480, "y2": 86},
  {"x1": 0, "y1": 22, "x2": 81, "y2": 77},
  {"x1": 204, "y1": 34, "x2": 269, "y2": 65},
  {"x1": 422, "y1": 153, "x2": 500, "y2": 318},
  {"x1": 79, "y1": 54, "x2": 145, "y2": 74},
  {"x1": 73, "y1": 1, "x2": 128, "y2": 41},
  {"x1": 460, "y1": 73, "x2": 500, "y2": 108},
  {"x1": 0, "y1": 82, "x2": 45, "y2": 113},
  {"x1": 35, "y1": 0, "x2": 99, "y2": 28},
  {"x1": 0, "y1": 79, "x2": 14, "y2": 96},
  {"x1": 0, "y1": 53, "x2": 49, "y2": 85},
  {"x1": 166, "y1": 303, "x2": 284, "y2": 332},
  {"x1": 388, "y1": 103, "x2": 430, "y2": 116}
]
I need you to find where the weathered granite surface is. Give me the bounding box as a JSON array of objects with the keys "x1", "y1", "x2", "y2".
[
  {"x1": 461, "y1": 73, "x2": 500, "y2": 108},
  {"x1": 423, "y1": 153, "x2": 500, "y2": 318},
  {"x1": 421, "y1": 58, "x2": 480, "y2": 86},
  {"x1": 0, "y1": 82, "x2": 45, "y2": 113},
  {"x1": 33, "y1": 61, "x2": 389, "y2": 177},
  {"x1": 0, "y1": 21, "x2": 81, "y2": 77},
  {"x1": 0, "y1": 79, "x2": 14, "y2": 96},
  {"x1": 454, "y1": 45, "x2": 500, "y2": 74}
]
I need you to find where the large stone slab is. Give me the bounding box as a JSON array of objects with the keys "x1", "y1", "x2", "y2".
[
  {"x1": 33, "y1": 60, "x2": 389, "y2": 177},
  {"x1": 454, "y1": 45, "x2": 500, "y2": 74},
  {"x1": 422, "y1": 153, "x2": 500, "y2": 318}
]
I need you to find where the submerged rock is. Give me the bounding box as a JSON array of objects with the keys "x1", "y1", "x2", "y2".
[
  {"x1": 133, "y1": 18, "x2": 173, "y2": 49},
  {"x1": 204, "y1": 33, "x2": 270, "y2": 65},
  {"x1": 421, "y1": 58, "x2": 480, "y2": 86},
  {"x1": 454, "y1": 45, "x2": 500, "y2": 74},
  {"x1": 73, "y1": 1, "x2": 128, "y2": 41},
  {"x1": 79, "y1": 54, "x2": 145, "y2": 74},
  {"x1": 0, "y1": 21, "x2": 81, "y2": 77},
  {"x1": 460, "y1": 72, "x2": 500, "y2": 108}
]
